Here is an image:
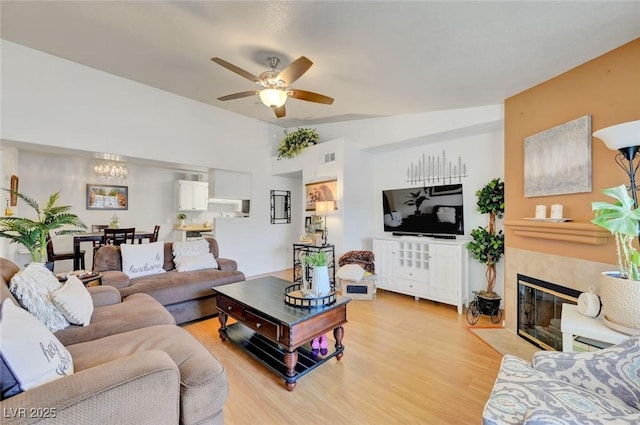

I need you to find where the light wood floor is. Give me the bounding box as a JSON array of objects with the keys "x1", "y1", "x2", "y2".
[{"x1": 183, "y1": 271, "x2": 503, "y2": 424}]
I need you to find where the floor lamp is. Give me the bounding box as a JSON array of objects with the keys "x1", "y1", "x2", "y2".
[
  {"x1": 593, "y1": 120, "x2": 640, "y2": 209},
  {"x1": 315, "y1": 201, "x2": 334, "y2": 245}
]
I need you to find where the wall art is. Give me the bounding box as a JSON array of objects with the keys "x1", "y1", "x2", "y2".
[
  {"x1": 524, "y1": 115, "x2": 592, "y2": 197},
  {"x1": 86, "y1": 184, "x2": 128, "y2": 210}
]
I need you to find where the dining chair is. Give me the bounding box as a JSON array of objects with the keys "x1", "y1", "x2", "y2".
[
  {"x1": 46, "y1": 233, "x2": 86, "y2": 271},
  {"x1": 91, "y1": 224, "x2": 109, "y2": 252},
  {"x1": 151, "y1": 225, "x2": 160, "y2": 243},
  {"x1": 103, "y1": 227, "x2": 136, "y2": 246}
]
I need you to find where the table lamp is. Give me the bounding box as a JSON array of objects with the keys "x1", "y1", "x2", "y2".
[{"x1": 315, "y1": 201, "x2": 334, "y2": 245}]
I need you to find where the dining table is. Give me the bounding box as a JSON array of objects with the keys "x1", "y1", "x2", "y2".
[{"x1": 73, "y1": 230, "x2": 155, "y2": 270}]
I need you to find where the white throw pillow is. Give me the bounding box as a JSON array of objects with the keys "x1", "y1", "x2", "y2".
[
  {"x1": 172, "y1": 239, "x2": 210, "y2": 258},
  {"x1": 436, "y1": 206, "x2": 457, "y2": 224},
  {"x1": 51, "y1": 276, "x2": 94, "y2": 326},
  {"x1": 0, "y1": 299, "x2": 74, "y2": 399},
  {"x1": 336, "y1": 264, "x2": 367, "y2": 282},
  {"x1": 9, "y1": 262, "x2": 70, "y2": 332},
  {"x1": 120, "y1": 241, "x2": 166, "y2": 279},
  {"x1": 174, "y1": 253, "x2": 218, "y2": 272}
]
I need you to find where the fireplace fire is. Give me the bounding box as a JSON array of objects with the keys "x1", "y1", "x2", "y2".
[{"x1": 517, "y1": 274, "x2": 580, "y2": 351}]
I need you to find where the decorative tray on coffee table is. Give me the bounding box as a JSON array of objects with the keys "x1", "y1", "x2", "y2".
[{"x1": 284, "y1": 283, "x2": 336, "y2": 309}]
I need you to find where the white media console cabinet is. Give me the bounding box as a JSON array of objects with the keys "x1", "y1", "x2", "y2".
[{"x1": 373, "y1": 236, "x2": 469, "y2": 314}]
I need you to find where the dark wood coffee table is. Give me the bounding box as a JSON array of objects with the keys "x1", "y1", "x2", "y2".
[{"x1": 214, "y1": 276, "x2": 351, "y2": 391}]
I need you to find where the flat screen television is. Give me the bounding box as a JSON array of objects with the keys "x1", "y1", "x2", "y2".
[{"x1": 382, "y1": 183, "x2": 464, "y2": 237}]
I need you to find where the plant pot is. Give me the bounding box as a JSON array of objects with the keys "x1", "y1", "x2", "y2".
[
  {"x1": 312, "y1": 265, "x2": 331, "y2": 296},
  {"x1": 477, "y1": 293, "x2": 501, "y2": 316},
  {"x1": 599, "y1": 272, "x2": 640, "y2": 335}
]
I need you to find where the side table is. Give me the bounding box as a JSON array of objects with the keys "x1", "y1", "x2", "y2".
[{"x1": 561, "y1": 303, "x2": 629, "y2": 352}]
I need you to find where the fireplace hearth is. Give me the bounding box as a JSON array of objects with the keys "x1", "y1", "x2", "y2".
[{"x1": 517, "y1": 274, "x2": 581, "y2": 351}]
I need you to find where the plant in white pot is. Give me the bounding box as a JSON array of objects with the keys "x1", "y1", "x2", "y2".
[
  {"x1": 177, "y1": 213, "x2": 187, "y2": 228},
  {"x1": 301, "y1": 250, "x2": 332, "y2": 296},
  {"x1": 466, "y1": 178, "x2": 505, "y2": 319},
  {"x1": 591, "y1": 184, "x2": 640, "y2": 334},
  {"x1": 0, "y1": 190, "x2": 86, "y2": 266}
]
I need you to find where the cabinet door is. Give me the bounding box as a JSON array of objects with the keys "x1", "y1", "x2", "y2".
[
  {"x1": 373, "y1": 239, "x2": 397, "y2": 289},
  {"x1": 178, "y1": 181, "x2": 194, "y2": 211},
  {"x1": 192, "y1": 182, "x2": 209, "y2": 211},
  {"x1": 428, "y1": 243, "x2": 460, "y2": 303}
]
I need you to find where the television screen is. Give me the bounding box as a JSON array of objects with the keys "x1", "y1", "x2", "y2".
[{"x1": 382, "y1": 184, "x2": 464, "y2": 236}]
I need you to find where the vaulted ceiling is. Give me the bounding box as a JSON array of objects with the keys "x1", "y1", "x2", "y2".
[{"x1": 1, "y1": 1, "x2": 639, "y2": 128}]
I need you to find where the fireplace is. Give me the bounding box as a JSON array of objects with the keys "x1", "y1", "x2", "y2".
[{"x1": 517, "y1": 274, "x2": 581, "y2": 351}]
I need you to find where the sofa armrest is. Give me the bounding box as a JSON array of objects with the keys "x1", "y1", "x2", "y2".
[
  {"x1": 87, "y1": 285, "x2": 122, "y2": 307},
  {"x1": 100, "y1": 270, "x2": 130, "y2": 289},
  {"x1": 0, "y1": 350, "x2": 180, "y2": 425},
  {"x1": 533, "y1": 336, "x2": 640, "y2": 410},
  {"x1": 216, "y1": 258, "x2": 238, "y2": 272}
]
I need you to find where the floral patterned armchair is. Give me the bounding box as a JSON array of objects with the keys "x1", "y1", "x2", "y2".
[{"x1": 483, "y1": 336, "x2": 640, "y2": 424}]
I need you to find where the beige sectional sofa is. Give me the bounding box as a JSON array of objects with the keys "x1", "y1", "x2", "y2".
[
  {"x1": 0, "y1": 258, "x2": 229, "y2": 425},
  {"x1": 93, "y1": 237, "x2": 246, "y2": 324}
]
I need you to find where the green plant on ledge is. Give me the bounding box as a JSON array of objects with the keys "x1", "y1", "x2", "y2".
[
  {"x1": 177, "y1": 213, "x2": 187, "y2": 221},
  {"x1": 591, "y1": 184, "x2": 640, "y2": 280},
  {"x1": 276, "y1": 127, "x2": 319, "y2": 159},
  {"x1": 0, "y1": 190, "x2": 86, "y2": 263},
  {"x1": 466, "y1": 178, "x2": 505, "y2": 297}
]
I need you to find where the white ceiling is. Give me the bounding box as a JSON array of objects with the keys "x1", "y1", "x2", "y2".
[{"x1": 1, "y1": 1, "x2": 639, "y2": 128}]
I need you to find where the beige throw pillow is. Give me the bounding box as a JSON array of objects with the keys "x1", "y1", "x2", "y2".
[{"x1": 51, "y1": 276, "x2": 94, "y2": 326}]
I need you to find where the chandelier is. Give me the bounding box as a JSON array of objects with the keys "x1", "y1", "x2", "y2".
[{"x1": 94, "y1": 161, "x2": 128, "y2": 179}]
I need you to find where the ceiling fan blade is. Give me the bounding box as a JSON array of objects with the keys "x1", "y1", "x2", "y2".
[
  {"x1": 289, "y1": 89, "x2": 334, "y2": 105},
  {"x1": 277, "y1": 56, "x2": 313, "y2": 86},
  {"x1": 217, "y1": 90, "x2": 259, "y2": 101},
  {"x1": 211, "y1": 57, "x2": 261, "y2": 84},
  {"x1": 271, "y1": 105, "x2": 286, "y2": 118}
]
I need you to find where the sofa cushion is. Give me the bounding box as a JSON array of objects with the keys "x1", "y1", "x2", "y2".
[
  {"x1": 9, "y1": 262, "x2": 70, "y2": 332},
  {"x1": 51, "y1": 275, "x2": 94, "y2": 326},
  {"x1": 67, "y1": 324, "x2": 228, "y2": 425},
  {"x1": 174, "y1": 253, "x2": 218, "y2": 272},
  {"x1": 54, "y1": 293, "x2": 176, "y2": 346},
  {"x1": 482, "y1": 355, "x2": 639, "y2": 425},
  {"x1": 532, "y1": 336, "x2": 640, "y2": 411},
  {"x1": 172, "y1": 239, "x2": 210, "y2": 258},
  {"x1": 121, "y1": 241, "x2": 166, "y2": 278},
  {"x1": 118, "y1": 269, "x2": 245, "y2": 306},
  {"x1": 1, "y1": 299, "x2": 74, "y2": 399}
]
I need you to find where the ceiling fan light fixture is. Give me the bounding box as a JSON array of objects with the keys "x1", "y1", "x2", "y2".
[{"x1": 259, "y1": 88, "x2": 287, "y2": 108}]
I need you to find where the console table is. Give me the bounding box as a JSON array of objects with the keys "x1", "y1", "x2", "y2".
[{"x1": 560, "y1": 303, "x2": 629, "y2": 352}]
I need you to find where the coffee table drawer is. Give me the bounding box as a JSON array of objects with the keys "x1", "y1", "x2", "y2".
[
  {"x1": 218, "y1": 297, "x2": 245, "y2": 320},
  {"x1": 245, "y1": 310, "x2": 280, "y2": 341}
]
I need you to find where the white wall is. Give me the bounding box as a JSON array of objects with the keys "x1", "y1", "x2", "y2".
[
  {"x1": 1, "y1": 40, "x2": 300, "y2": 276},
  {"x1": 366, "y1": 130, "x2": 505, "y2": 297},
  {"x1": 2, "y1": 40, "x2": 506, "y2": 285}
]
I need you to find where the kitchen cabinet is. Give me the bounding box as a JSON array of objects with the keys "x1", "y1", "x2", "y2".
[{"x1": 177, "y1": 180, "x2": 208, "y2": 211}]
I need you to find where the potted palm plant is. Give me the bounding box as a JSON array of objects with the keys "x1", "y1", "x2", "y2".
[
  {"x1": 466, "y1": 178, "x2": 505, "y2": 315},
  {"x1": 591, "y1": 184, "x2": 640, "y2": 334},
  {"x1": 0, "y1": 190, "x2": 86, "y2": 267},
  {"x1": 301, "y1": 250, "x2": 331, "y2": 296}
]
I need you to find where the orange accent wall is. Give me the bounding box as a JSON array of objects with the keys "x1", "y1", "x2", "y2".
[{"x1": 504, "y1": 38, "x2": 640, "y2": 264}]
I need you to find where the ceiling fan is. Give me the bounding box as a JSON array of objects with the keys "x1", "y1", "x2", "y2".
[{"x1": 210, "y1": 56, "x2": 334, "y2": 118}]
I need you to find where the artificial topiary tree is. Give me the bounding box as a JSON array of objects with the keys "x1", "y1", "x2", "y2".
[{"x1": 466, "y1": 178, "x2": 505, "y2": 297}]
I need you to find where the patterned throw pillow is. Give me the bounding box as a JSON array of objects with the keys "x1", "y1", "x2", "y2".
[
  {"x1": 0, "y1": 299, "x2": 74, "y2": 399},
  {"x1": 9, "y1": 262, "x2": 70, "y2": 332}
]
